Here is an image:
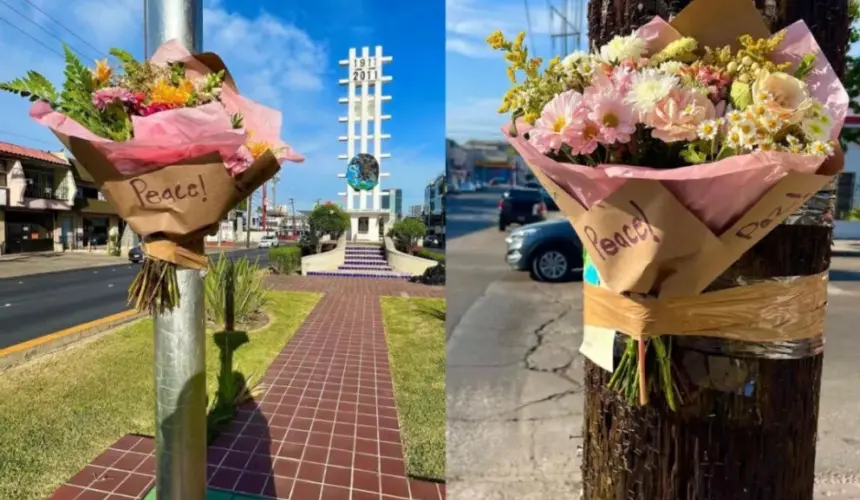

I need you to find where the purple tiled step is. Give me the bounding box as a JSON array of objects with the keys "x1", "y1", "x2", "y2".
[
  {"x1": 344, "y1": 258, "x2": 387, "y2": 264},
  {"x1": 339, "y1": 264, "x2": 394, "y2": 271},
  {"x1": 345, "y1": 250, "x2": 384, "y2": 255},
  {"x1": 307, "y1": 270, "x2": 412, "y2": 280}
]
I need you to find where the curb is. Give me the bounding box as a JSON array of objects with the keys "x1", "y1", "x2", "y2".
[{"x1": 0, "y1": 309, "x2": 144, "y2": 371}]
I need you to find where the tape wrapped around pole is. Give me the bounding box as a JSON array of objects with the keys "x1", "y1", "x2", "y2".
[{"x1": 583, "y1": 271, "x2": 829, "y2": 341}]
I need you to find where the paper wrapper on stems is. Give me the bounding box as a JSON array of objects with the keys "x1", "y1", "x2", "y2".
[
  {"x1": 505, "y1": 0, "x2": 848, "y2": 408},
  {"x1": 30, "y1": 42, "x2": 298, "y2": 313}
]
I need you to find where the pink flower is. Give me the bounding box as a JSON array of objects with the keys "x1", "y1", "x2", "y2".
[
  {"x1": 645, "y1": 89, "x2": 716, "y2": 143},
  {"x1": 587, "y1": 91, "x2": 636, "y2": 144},
  {"x1": 568, "y1": 119, "x2": 601, "y2": 155},
  {"x1": 528, "y1": 90, "x2": 586, "y2": 153},
  {"x1": 92, "y1": 87, "x2": 139, "y2": 111},
  {"x1": 138, "y1": 102, "x2": 178, "y2": 117}
]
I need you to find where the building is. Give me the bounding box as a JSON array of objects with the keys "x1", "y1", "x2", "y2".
[
  {"x1": 382, "y1": 188, "x2": 403, "y2": 222},
  {"x1": 447, "y1": 139, "x2": 469, "y2": 187},
  {"x1": 0, "y1": 141, "x2": 77, "y2": 254},
  {"x1": 836, "y1": 171, "x2": 856, "y2": 218},
  {"x1": 424, "y1": 175, "x2": 445, "y2": 215},
  {"x1": 408, "y1": 204, "x2": 423, "y2": 218},
  {"x1": 66, "y1": 156, "x2": 123, "y2": 250}
]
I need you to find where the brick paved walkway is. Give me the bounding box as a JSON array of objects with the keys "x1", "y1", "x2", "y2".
[{"x1": 49, "y1": 276, "x2": 444, "y2": 500}]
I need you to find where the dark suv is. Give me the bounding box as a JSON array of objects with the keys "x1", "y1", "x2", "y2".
[{"x1": 499, "y1": 188, "x2": 546, "y2": 231}]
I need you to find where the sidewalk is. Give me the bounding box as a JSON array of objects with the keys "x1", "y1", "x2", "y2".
[
  {"x1": 49, "y1": 276, "x2": 445, "y2": 500},
  {"x1": 832, "y1": 239, "x2": 860, "y2": 256},
  {"x1": 0, "y1": 247, "x2": 252, "y2": 280},
  {"x1": 0, "y1": 252, "x2": 126, "y2": 279}
]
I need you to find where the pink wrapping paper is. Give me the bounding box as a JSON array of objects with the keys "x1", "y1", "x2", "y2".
[{"x1": 507, "y1": 17, "x2": 849, "y2": 235}]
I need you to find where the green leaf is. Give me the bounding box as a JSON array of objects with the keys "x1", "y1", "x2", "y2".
[
  {"x1": 729, "y1": 81, "x2": 752, "y2": 111},
  {"x1": 794, "y1": 54, "x2": 816, "y2": 80},
  {"x1": 680, "y1": 143, "x2": 708, "y2": 164}
]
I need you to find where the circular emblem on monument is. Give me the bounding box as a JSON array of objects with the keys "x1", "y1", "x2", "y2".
[{"x1": 346, "y1": 153, "x2": 379, "y2": 191}]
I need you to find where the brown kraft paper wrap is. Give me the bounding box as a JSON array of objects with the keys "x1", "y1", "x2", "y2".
[
  {"x1": 530, "y1": 162, "x2": 836, "y2": 299},
  {"x1": 57, "y1": 136, "x2": 280, "y2": 269},
  {"x1": 49, "y1": 49, "x2": 281, "y2": 269}
]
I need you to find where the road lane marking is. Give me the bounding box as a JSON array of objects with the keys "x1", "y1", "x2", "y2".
[{"x1": 0, "y1": 309, "x2": 138, "y2": 359}]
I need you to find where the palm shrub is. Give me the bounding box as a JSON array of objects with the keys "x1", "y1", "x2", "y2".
[
  {"x1": 269, "y1": 246, "x2": 302, "y2": 274},
  {"x1": 205, "y1": 254, "x2": 267, "y2": 326}
]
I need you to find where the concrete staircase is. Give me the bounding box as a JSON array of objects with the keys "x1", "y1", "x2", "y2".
[{"x1": 306, "y1": 243, "x2": 412, "y2": 280}]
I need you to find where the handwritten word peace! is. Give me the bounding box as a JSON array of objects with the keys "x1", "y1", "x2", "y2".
[
  {"x1": 583, "y1": 200, "x2": 660, "y2": 260},
  {"x1": 130, "y1": 175, "x2": 209, "y2": 207},
  {"x1": 735, "y1": 191, "x2": 813, "y2": 240}
]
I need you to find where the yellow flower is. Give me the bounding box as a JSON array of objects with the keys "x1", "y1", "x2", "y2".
[
  {"x1": 93, "y1": 59, "x2": 112, "y2": 84},
  {"x1": 486, "y1": 31, "x2": 505, "y2": 50},
  {"x1": 150, "y1": 78, "x2": 193, "y2": 107},
  {"x1": 246, "y1": 130, "x2": 272, "y2": 159}
]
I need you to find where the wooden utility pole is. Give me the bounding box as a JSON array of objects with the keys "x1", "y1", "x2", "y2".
[{"x1": 581, "y1": 1, "x2": 849, "y2": 499}]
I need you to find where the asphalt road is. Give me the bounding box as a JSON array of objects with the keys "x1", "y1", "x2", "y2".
[{"x1": 0, "y1": 248, "x2": 270, "y2": 350}]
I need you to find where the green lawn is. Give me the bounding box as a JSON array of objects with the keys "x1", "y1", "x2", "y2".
[
  {"x1": 381, "y1": 297, "x2": 446, "y2": 480},
  {"x1": 0, "y1": 291, "x2": 320, "y2": 500}
]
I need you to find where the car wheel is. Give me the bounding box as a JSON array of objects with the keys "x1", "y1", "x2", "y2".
[{"x1": 530, "y1": 246, "x2": 573, "y2": 283}]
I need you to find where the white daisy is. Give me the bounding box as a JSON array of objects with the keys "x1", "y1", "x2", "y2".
[
  {"x1": 697, "y1": 119, "x2": 719, "y2": 140},
  {"x1": 725, "y1": 127, "x2": 745, "y2": 149},
  {"x1": 807, "y1": 140, "x2": 835, "y2": 156},
  {"x1": 726, "y1": 110, "x2": 744, "y2": 123}
]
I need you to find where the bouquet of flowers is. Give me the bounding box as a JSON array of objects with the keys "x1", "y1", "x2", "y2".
[
  {"x1": 490, "y1": 0, "x2": 848, "y2": 409},
  {"x1": 0, "y1": 41, "x2": 303, "y2": 313}
]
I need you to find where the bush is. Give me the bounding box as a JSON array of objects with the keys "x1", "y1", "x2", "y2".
[
  {"x1": 205, "y1": 254, "x2": 268, "y2": 326},
  {"x1": 417, "y1": 248, "x2": 445, "y2": 263},
  {"x1": 390, "y1": 218, "x2": 427, "y2": 251},
  {"x1": 269, "y1": 246, "x2": 302, "y2": 275},
  {"x1": 409, "y1": 263, "x2": 445, "y2": 286}
]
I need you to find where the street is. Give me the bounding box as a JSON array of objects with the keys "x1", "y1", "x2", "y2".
[
  {"x1": 446, "y1": 188, "x2": 860, "y2": 499},
  {"x1": 0, "y1": 248, "x2": 270, "y2": 350}
]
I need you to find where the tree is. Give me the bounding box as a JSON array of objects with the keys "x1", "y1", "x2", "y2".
[
  {"x1": 306, "y1": 203, "x2": 350, "y2": 254},
  {"x1": 580, "y1": 1, "x2": 849, "y2": 499},
  {"x1": 388, "y1": 218, "x2": 427, "y2": 252},
  {"x1": 841, "y1": 0, "x2": 860, "y2": 149}
]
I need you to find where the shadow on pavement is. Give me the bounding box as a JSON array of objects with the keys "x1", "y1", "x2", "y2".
[{"x1": 829, "y1": 269, "x2": 860, "y2": 282}]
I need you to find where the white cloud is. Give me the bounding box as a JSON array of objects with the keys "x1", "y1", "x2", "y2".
[{"x1": 446, "y1": 38, "x2": 495, "y2": 58}]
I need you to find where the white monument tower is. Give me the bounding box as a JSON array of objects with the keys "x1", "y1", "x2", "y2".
[{"x1": 337, "y1": 46, "x2": 393, "y2": 242}]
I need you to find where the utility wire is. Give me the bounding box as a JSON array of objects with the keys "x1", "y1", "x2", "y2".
[
  {"x1": 19, "y1": 0, "x2": 107, "y2": 59},
  {"x1": 0, "y1": 130, "x2": 58, "y2": 147},
  {"x1": 0, "y1": 0, "x2": 104, "y2": 61},
  {"x1": 524, "y1": 0, "x2": 537, "y2": 59},
  {"x1": 0, "y1": 14, "x2": 64, "y2": 59}
]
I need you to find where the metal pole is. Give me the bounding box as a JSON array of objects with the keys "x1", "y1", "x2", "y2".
[{"x1": 145, "y1": 2, "x2": 206, "y2": 500}]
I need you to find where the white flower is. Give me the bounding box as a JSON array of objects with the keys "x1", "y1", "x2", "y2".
[
  {"x1": 659, "y1": 61, "x2": 684, "y2": 75},
  {"x1": 725, "y1": 110, "x2": 744, "y2": 123},
  {"x1": 741, "y1": 132, "x2": 757, "y2": 150},
  {"x1": 697, "y1": 119, "x2": 719, "y2": 140},
  {"x1": 801, "y1": 119, "x2": 830, "y2": 142},
  {"x1": 759, "y1": 139, "x2": 776, "y2": 151},
  {"x1": 562, "y1": 51, "x2": 591, "y2": 68},
  {"x1": 626, "y1": 69, "x2": 679, "y2": 114},
  {"x1": 599, "y1": 34, "x2": 647, "y2": 63},
  {"x1": 725, "y1": 127, "x2": 745, "y2": 149},
  {"x1": 759, "y1": 113, "x2": 781, "y2": 134},
  {"x1": 735, "y1": 119, "x2": 757, "y2": 137},
  {"x1": 807, "y1": 140, "x2": 835, "y2": 156}
]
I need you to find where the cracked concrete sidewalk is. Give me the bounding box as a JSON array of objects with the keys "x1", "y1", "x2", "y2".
[
  {"x1": 446, "y1": 275, "x2": 860, "y2": 500},
  {"x1": 447, "y1": 278, "x2": 585, "y2": 499}
]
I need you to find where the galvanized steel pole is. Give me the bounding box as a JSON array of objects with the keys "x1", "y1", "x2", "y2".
[{"x1": 144, "y1": 1, "x2": 206, "y2": 499}]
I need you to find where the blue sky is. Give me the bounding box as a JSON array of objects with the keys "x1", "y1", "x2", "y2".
[
  {"x1": 446, "y1": 0, "x2": 589, "y2": 143},
  {"x1": 0, "y1": 0, "x2": 444, "y2": 211}
]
